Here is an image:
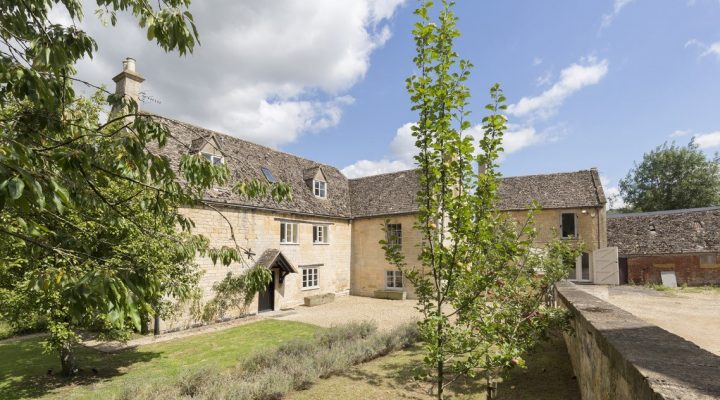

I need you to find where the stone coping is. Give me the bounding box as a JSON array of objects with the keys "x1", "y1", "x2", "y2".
[{"x1": 556, "y1": 281, "x2": 720, "y2": 399}]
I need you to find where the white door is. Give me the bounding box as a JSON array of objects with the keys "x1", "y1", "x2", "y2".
[{"x1": 593, "y1": 247, "x2": 619, "y2": 285}]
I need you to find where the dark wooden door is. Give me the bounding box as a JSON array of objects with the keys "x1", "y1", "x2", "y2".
[
  {"x1": 258, "y1": 271, "x2": 275, "y2": 313},
  {"x1": 619, "y1": 257, "x2": 629, "y2": 285}
]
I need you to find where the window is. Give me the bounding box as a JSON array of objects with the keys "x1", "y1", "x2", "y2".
[
  {"x1": 302, "y1": 267, "x2": 319, "y2": 289},
  {"x1": 313, "y1": 225, "x2": 329, "y2": 244},
  {"x1": 313, "y1": 180, "x2": 327, "y2": 198},
  {"x1": 560, "y1": 213, "x2": 577, "y2": 239},
  {"x1": 201, "y1": 152, "x2": 224, "y2": 165},
  {"x1": 386, "y1": 270, "x2": 403, "y2": 289},
  {"x1": 386, "y1": 223, "x2": 402, "y2": 248},
  {"x1": 280, "y1": 222, "x2": 298, "y2": 244},
  {"x1": 261, "y1": 167, "x2": 276, "y2": 183}
]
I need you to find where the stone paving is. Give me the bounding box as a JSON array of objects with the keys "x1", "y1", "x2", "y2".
[
  {"x1": 274, "y1": 295, "x2": 420, "y2": 331},
  {"x1": 577, "y1": 284, "x2": 720, "y2": 356}
]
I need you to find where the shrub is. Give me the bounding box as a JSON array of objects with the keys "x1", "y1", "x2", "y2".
[{"x1": 132, "y1": 321, "x2": 418, "y2": 399}]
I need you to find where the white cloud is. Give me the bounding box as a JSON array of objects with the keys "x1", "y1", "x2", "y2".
[
  {"x1": 532, "y1": 57, "x2": 543, "y2": 66},
  {"x1": 66, "y1": 0, "x2": 407, "y2": 147},
  {"x1": 702, "y1": 42, "x2": 720, "y2": 59},
  {"x1": 506, "y1": 57, "x2": 609, "y2": 120},
  {"x1": 601, "y1": 0, "x2": 636, "y2": 29},
  {"x1": 342, "y1": 122, "x2": 560, "y2": 178},
  {"x1": 341, "y1": 122, "x2": 416, "y2": 178},
  {"x1": 693, "y1": 131, "x2": 720, "y2": 149},
  {"x1": 670, "y1": 129, "x2": 692, "y2": 138},
  {"x1": 535, "y1": 70, "x2": 553, "y2": 87},
  {"x1": 601, "y1": 175, "x2": 626, "y2": 210},
  {"x1": 686, "y1": 39, "x2": 720, "y2": 60}
]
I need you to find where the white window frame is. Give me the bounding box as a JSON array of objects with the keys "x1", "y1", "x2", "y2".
[
  {"x1": 201, "y1": 152, "x2": 224, "y2": 165},
  {"x1": 560, "y1": 213, "x2": 577, "y2": 239},
  {"x1": 280, "y1": 222, "x2": 299, "y2": 244},
  {"x1": 386, "y1": 270, "x2": 403, "y2": 289},
  {"x1": 313, "y1": 225, "x2": 329, "y2": 244},
  {"x1": 313, "y1": 180, "x2": 327, "y2": 198},
  {"x1": 302, "y1": 267, "x2": 319, "y2": 290},
  {"x1": 386, "y1": 223, "x2": 402, "y2": 249}
]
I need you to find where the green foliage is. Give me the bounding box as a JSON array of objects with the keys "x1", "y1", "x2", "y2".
[
  {"x1": 618, "y1": 141, "x2": 720, "y2": 212},
  {"x1": 388, "y1": 1, "x2": 584, "y2": 398},
  {"x1": 202, "y1": 266, "x2": 273, "y2": 322},
  {"x1": 0, "y1": 0, "x2": 291, "y2": 376}
]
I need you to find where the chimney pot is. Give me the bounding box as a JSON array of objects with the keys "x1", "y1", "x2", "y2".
[{"x1": 123, "y1": 57, "x2": 136, "y2": 73}]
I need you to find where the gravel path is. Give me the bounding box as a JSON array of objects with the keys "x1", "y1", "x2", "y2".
[
  {"x1": 274, "y1": 295, "x2": 421, "y2": 331},
  {"x1": 578, "y1": 285, "x2": 720, "y2": 356}
]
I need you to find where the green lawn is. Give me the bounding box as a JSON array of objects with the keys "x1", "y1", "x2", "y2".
[
  {"x1": 288, "y1": 332, "x2": 579, "y2": 400},
  {"x1": 0, "y1": 319, "x2": 318, "y2": 400}
]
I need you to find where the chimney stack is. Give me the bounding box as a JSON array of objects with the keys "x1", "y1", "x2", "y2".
[{"x1": 111, "y1": 57, "x2": 145, "y2": 116}]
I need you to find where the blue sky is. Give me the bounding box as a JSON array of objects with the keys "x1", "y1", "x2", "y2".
[
  {"x1": 281, "y1": 0, "x2": 720, "y2": 204},
  {"x1": 71, "y1": 0, "x2": 720, "y2": 206}
]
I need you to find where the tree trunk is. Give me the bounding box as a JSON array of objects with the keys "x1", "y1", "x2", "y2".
[
  {"x1": 60, "y1": 344, "x2": 77, "y2": 376},
  {"x1": 140, "y1": 311, "x2": 150, "y2": 335}
]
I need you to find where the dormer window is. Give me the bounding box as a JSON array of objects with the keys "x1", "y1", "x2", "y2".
[
  {"x1": 313, "y1": 180, "x2": 327, "y2": 198},
  {"x1": 201, "y1": 152, "x2": 224, "y2": 165}
]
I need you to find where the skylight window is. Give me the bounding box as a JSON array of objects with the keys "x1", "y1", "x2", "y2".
[{"x1": 261, "y1": 167, "x2": 276, "y2": 183}]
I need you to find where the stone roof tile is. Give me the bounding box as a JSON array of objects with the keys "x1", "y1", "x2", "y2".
[{"x1": 608, "y1": 207, "x2": 720, "y2": 256}]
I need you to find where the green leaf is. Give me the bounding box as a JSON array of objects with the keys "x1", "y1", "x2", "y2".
[{"x1": 8, "y1": 177, "x2": 24, "y2": 200}]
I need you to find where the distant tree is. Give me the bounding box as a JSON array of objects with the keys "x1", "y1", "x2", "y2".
[
  {"x1": 618, "y1": 141, "x2": 720, "y2": 212},
  {"x1": 0, "y1": 1, "x2": 287, "y2": 375},
  {"x1": 383, "y1": 2, "x2": 583, "y2": 399}
]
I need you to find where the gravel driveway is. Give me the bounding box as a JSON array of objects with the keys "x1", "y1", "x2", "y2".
[
  {"x1": 578, "y1": 285, "x2": 720, "y2": 356},
  {"x1": 274, "y1": 295, "x2": 421, "y2": 331}
]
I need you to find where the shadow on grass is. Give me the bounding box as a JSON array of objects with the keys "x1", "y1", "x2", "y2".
[
  {"x1": 319, "y1": 332, "x2": 578, "y2": 399},
  {"x1": 0, "y1": 336, "x2": 160, "y2": 400}
]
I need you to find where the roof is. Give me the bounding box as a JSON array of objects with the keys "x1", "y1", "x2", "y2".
[
  {"x1": 608, "y1": 207, "x2": 720, "y2": 256},
  {"x1": 154, "y1": 116, "x2": 352, "y2": 218},
  {"x1": 150, "y1": 115, "x2": 605, "y2": 219},
  {"x1": 349, "y1": 169, "x2": 421, "y2": 218},
  {"x1": 254, "y1": 249, "x2": 298, "y2": 274},
  {"x1": 497, "y1": 169, "x2": 606, "y2": 211},
  {"x1": 348, "y1": 168, "x2": 607, "y2": 218}
]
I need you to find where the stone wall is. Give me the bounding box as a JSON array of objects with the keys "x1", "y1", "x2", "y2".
[
  {"x1": 505, "y1": 206, "x2": 607, "y2": 252},
  {"x1": 555, "y1": 281, "x2": 720, "y2": 399},
  {"x1": 162, "y1": 205, "x2": 352, "y2": 331},
  {"x1": 350, "y1": 214, "x2": 422, "y2": 299},
  {"x1": 626, "y1": 253, "x2": 720, "y2": 286}
]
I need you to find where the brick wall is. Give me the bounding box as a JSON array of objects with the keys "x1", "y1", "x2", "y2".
[{"x1": 627, "y1": 253, "x2": 720, "y2": 286}]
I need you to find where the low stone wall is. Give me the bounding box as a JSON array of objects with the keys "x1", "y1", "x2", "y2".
[{"x1": 555, "y1": 281, "x2": 720, "y2": 400}]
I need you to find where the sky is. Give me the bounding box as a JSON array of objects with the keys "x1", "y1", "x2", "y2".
[{"x1": 59, "y1": 0, "x2": 720, "y2": 207}]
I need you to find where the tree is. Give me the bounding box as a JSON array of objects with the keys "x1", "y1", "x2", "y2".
[
  {"x1": 618, "y1": 141, "x2": 720, "y2": 212},
  {"x1": 0, "y1": 1, "x2": 287, "y2": 374},
  {"x1": 383, "y1": 2, "x2": 582, "y2": 398}
]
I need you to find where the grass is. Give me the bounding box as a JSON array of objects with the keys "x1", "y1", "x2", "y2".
[
  {"x1": 114, "y1": 321, "x2": 419, "y2": 400},
  {"x1": 646, "y1": 284, "x2": 720, "y2": 295},
  {"x1": 287, "y1": 331, "x2": 580, "y2": 400},
  {"x1": 0, "y1": 319, "x2": 318, "y2": 400}
]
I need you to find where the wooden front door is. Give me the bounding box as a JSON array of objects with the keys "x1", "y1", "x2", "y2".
[{"x1": 258, "y1": 271, "x2": 275, "y2": 313}]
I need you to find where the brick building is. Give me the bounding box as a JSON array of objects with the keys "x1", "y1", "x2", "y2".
[{"x1": 608, "y1": 207, "x2": 720, "y2": 285}]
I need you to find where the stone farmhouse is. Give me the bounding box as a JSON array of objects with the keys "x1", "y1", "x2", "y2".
[
  {"x1": 608, "y1": 207, "x2": 720, "y2": 286},
  {"x1": 112, "y1": 59, "x2": 614, "y2": 331}
]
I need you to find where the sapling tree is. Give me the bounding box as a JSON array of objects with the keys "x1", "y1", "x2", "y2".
[{"x1": 383, "y1": 1, "x2": 582, "y2": 398}]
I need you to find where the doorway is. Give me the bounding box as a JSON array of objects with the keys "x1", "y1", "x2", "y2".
[{"x1": 258, "y1": 271, "x2": 275, "y2": 313}]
